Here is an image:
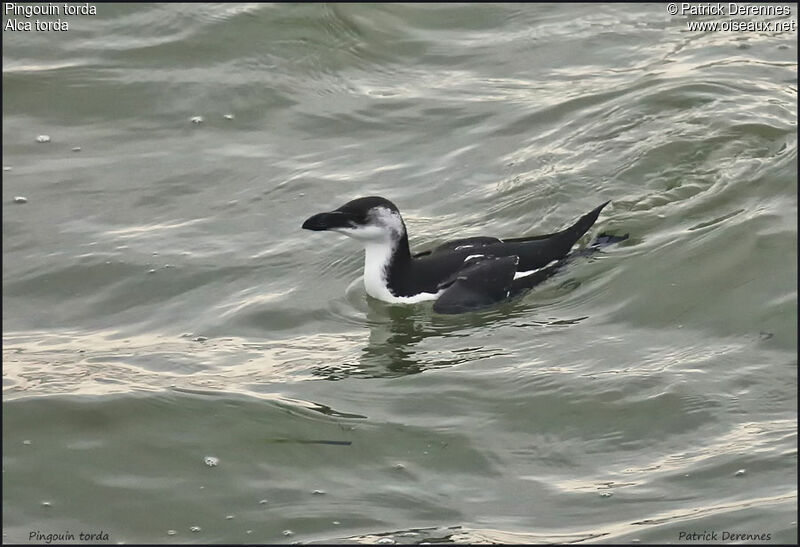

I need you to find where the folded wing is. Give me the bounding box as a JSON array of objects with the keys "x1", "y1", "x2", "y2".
[
  {"x1": 413, "y1": 236, "x2": 503, "y2": 258},
  {"x1": 433, "y1": 255, "x2": 519, "y2": 314}
]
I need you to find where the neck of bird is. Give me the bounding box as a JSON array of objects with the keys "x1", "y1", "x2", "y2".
[{"x1": 363, "y1": 231, "x2": 411, "y2": 297}]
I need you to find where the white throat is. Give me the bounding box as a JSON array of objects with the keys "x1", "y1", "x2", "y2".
[{"x1": 363, "y1": 238, "x2": 397, "y2": 301}]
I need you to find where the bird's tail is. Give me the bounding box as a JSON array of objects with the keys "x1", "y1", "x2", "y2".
[
  {"x1": 539, "y1": 200, "x2": 611, "y2": 256},
  {"x1": 560, "y1": 200, "x2": 610, "y2": 242},
  {"x1": 509, "y1": 222, "x2": 628, "y2": 297}
]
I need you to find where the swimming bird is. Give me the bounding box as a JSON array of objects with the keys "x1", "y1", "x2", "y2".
[{"x1": 302, "y1": 196, "x2": 626, "y2": 314}]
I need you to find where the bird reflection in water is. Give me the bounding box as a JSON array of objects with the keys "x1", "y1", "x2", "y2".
[{"x1": 313, "y1": 294, "x2": 588, "y2": 382}]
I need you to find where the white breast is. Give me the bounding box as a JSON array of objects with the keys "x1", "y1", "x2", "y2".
[
  {"x1": 363, "y1": 240, "x2": 396, "y2": 301},
  {"x1": 362, "y1": 241, "x2": 441, "y2": 304}
]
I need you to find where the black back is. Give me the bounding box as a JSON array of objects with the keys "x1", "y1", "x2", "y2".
[{"x1": 386, "y1": 201, "x2": 611, "y2": 298}]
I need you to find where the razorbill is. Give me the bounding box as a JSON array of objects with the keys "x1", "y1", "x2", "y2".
[{"x1": 302, "y1": 196, "x2": 626, "y2": 314}]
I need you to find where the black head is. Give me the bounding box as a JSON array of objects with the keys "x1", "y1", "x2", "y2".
[{"x1": 301, "y1": 196, "x2": 405, "y2": 241}]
